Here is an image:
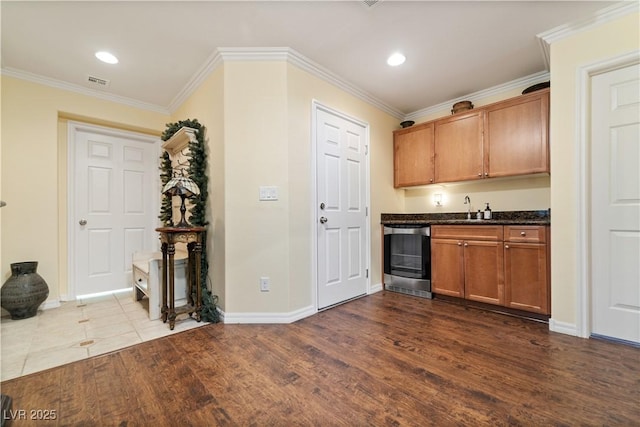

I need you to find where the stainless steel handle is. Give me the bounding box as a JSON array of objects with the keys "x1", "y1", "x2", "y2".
[
  {"x1": 319, "y1": 217, "x2": 328, "y2": 224},
  {"x1": 79, "y1": 219, "x2": 87, "y2": 226}
]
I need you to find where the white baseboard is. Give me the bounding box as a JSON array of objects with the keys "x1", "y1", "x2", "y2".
[
  {"x1": 59, "y1": 294, "x2": 75, "y2": 302},
  {"x1": 369, "y1": 282, "x2": 383, "y2": 294},
  {"x1": 41, "y1": 298, "x2": 61, "y2": 310},
  {"x1": 549, "y1": 318, "x2": 581, "y2": 337},
  {"x1": 221, "y1": 304, "x2": 316, "y2": 324}
]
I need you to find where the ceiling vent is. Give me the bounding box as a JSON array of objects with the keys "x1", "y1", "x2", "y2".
[{"x1": 86, "y1": 75, "x2": 110, "y2": 88}]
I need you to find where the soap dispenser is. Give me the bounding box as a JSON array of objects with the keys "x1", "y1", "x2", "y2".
[
  {"x1": 476, "y1": 210, "x2": 482, "y2": 220},
  {"x1": 484, "y1": 203, "x2": 492, "y2": 220}
]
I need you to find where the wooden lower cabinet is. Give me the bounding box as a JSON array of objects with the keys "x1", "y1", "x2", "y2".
[
  {"x1": 431, "y1": 239, "x2": 464, "y2": 297},
  {"x1": 431, "y1": 225, "x2": 549, "y2": 315},
  {"x1": 503, "y1": 226, "x2": 550, "y2": 314},
  {"x1": 464, "y1": 240, "x2": 504, "y2": 305},
  {"x1": 431, "y1": 225, "x2": 503, "y2": 304}
]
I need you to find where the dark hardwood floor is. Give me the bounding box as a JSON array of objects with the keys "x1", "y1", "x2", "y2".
[{"x1": 2, "y1": 291, "x2": 639, "y2": 426}]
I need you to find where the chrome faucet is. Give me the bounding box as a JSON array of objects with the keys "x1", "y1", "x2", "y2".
[{"x1": 464, "y1": 195, "x2": 471, "y2": 219}]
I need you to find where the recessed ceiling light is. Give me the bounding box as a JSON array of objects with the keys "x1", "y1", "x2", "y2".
[
  {"x1": 387, "y1": 52, "x2": 406, "y2": 66},
  {"x1": 95, "y1": 51, "x2": 119, "y2": 64}
]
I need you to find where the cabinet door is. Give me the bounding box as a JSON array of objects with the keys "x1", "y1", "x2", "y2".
[
  {"x1": 504, "y1": 242, "x2": 549, "y2": 314},
  {"x1": 431, "y1": 239, "x2": 464, "y2": 297},
  {"x1": 464, "y1": 240, "x2": 504, "y2": 305},
  {"x1": 434, "y1": 111, "x2": 484, "y2": 183},
  {"x1": 484, "y1": 89, "x2": 549, "y2": 178},
  {"x1": 394, "y1": 123, "x2": 434, "y2": 187}
]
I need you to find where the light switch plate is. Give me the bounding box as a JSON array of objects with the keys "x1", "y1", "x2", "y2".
[{"x1": 259, "y1": 186, "x2": 278, "y2": 201}]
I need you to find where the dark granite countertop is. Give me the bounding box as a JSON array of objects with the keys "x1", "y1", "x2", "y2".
[{"x1": 381, "y1": 210, "x2": 550, "y2": 225}]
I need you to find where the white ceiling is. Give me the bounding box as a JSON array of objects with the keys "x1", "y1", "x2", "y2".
[{"x1": 1, "y1": 1, "x2": 617, "y2": 117}]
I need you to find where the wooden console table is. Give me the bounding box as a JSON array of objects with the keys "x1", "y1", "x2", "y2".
[{"x1": 156, "y1": 226, "x2": 206, "y2": 330}]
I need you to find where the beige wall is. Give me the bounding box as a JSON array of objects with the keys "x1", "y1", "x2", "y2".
[
  {"x1": 286, "y1": 63, "x2": 404, "y2": 310},
  {"x1": 549, "y1": 12, "x2": 640, "y2": 326},
  {"x1": 404, "y1": 175, "x2": 550, "y2": 214},
  {"x1": 223, "y1": 61, "x2": 291, "y2": 314},
  {"x1": 171, "y1": 60, "x2": 402, "y2": 316},
  {"x1": 0, "y1": 76, "x2": 168, "y2": 305},
  {"x1": 170, "y1": 68, "x2": 227, "y2": 309}
]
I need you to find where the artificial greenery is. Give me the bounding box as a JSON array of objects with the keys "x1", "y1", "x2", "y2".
[
  {"x1": 158, "y1": 151, "x2": 174, "y2": 227},
  {"x1": 161, "y1": 118, "x2": 219, "y2": 323}
]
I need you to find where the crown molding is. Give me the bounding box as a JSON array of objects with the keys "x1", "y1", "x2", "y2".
[
  {"x1": 0, "y1": 67, "x2": 170, "y2": 115},
  {"x1": 167, "y1": 49, "x2": 224, "y2": 113},
  {"x1": 283, "y1": 47, "x2": 405, "y2": 119},
  {"x1": 169, "y1": 46, "x2": 405, "y2": 119},
  {"x1": 403, "y1": 71, "x2": 550, "y2": 122},
  {"x1": 537, "y1": 1, "x2": 639, "y2": 70}
]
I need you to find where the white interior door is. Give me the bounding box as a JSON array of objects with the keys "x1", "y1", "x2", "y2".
[
  {"x1": 316, "y1": 105, "x2": 369, "y2": 309},
  {"x1": 591, "y1": 63, "x2": 640, "y2": 343},
  {"x1": 72, "y1": 124, "x2": 159, "y2": 297}
]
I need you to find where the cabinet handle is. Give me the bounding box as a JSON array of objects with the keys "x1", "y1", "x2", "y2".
[
  {"x1": 520, "y1": 231, "x2": 526, "y2": 236},
  {"x1": 457, "y1": 242, "x2": 462, "y2": 246},
  {"x1": 477, "y1": 173, "x2": 482, "y2": 177},
  {"x1": 484, "y1": 172, "x2": 489, "y2": 177},
  {"x1": 464, "y1": 243, "x2": 468, "y2": 247},
  {"x1": 505, "y1": 245, "x2": 510, "y2": 249},
  {"x1": 430, "y1": 179, "x2": 433, "y2": 182}
]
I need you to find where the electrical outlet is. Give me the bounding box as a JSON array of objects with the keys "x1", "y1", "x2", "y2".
[{"x1": 260, "y1": 277, "x2": 270, "y2": 292}]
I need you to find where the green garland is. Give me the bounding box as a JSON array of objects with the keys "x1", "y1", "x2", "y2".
[
  {"x1": 161, "y1": 119, "x2": 219, "y2": 323},
  {"x1": 158, "y1": 151, "x2": 173, "y2": 227}
]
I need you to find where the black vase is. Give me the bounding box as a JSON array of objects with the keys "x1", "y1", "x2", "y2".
[{"x1": 1, "y1": 261, "x2": 49, "y2": 320}]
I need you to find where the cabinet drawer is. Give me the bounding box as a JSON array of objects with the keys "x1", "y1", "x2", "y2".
[
  {"x1": 504, "y1": 226, "x2": 547, "y2": 243},
  {"x1": 431, "y1": 225, "x2": 503, "y2": 241}
]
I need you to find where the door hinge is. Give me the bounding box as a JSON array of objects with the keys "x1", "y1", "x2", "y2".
[
  {"x1": 366, "y1": 207, "x2": 369, "y2": 216},
  {"x1": 365, "y1": 145, "x2": 369, "y2": 155},
  {"x1": 366, "y1": 269, "x2": 369, "y2": 278}
]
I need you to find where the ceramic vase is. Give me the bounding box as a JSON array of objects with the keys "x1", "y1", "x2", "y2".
[{"x1": 1, "y1": 261, "x2": 49, "y2": 320}]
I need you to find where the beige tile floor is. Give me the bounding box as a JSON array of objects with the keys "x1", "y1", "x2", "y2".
[{"x1": 0, "y1": 290, "x2": 206, "y2": 381}]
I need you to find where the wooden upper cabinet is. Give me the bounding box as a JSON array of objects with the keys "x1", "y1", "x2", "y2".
[
  {"x1": 484, "y1": 89, "x2": 550, "y2": 178},
  {"x1": 393, "y1": 89, "x2": 550, "y2": 186},
  {"x1": 393, "y1": 122, "x2": 434, "y2": 188},
  {"x1": 434, "y1": 110, "x2": 484, "y2": 183}
]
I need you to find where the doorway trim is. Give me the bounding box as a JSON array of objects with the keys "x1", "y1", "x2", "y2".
[
  {"x1": 310, "y1": 100, "x2": 371, "y2": 312},
  {"x1": 575, "y1": 50, "x2": 640, "y2": 338},
  {"x1": 66, "y1": 121, "x2": 161, "y2": 300}
]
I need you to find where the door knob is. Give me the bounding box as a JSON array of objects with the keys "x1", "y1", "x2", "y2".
[
  {"x1": 319, "y1": 217, "x2": 328, "y2": 224},
  {"x1": 79, "y1": 219, "x2": 87, "y2": 226}
]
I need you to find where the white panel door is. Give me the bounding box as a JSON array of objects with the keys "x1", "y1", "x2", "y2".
[
  {"x1": 316, "y1": 107, "x2": 369, "y2": 309},
  {"x1": 74, "y1": 126, "x2": 158, "y2": 296},
  {"x1": 591, "y1": 63, "x2": 640, "y2": 343}
]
